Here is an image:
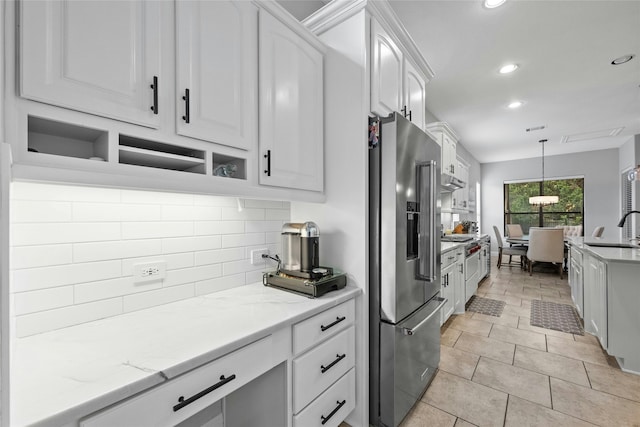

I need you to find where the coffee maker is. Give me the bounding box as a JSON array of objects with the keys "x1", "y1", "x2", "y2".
[{"x1": 281, "y1": 222, "x2": 320, "y2": 276}]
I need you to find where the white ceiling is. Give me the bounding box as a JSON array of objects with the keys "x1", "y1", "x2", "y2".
[{"x1": 388, "y1": 0, "x2": 640, "y2": 163}]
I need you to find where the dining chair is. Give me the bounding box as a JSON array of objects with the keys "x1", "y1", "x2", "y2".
[
  {"x1": 591, "y1": 226, "x2": 604, "y2": 238},
  {"x1": 555, "y1": 225, "x2": 583, "y2": 237},
  {"x1": 493, "y1": 225, "x2": 527, "y2": 269},
  {"x1": 506, "y1": 224, "x2": 524, "y2": 238},
  {"x1": 527, "y1": 227, "x2": 565, "y2": 278}
]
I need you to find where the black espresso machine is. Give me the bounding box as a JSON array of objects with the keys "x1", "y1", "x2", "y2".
[{"x1": 263, "y1": 222, "x2": 346, "y2": 297}]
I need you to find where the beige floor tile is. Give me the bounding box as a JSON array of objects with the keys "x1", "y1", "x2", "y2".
[
  {"x1": 517, "y1": 317, "x2": 577, "y2": 340},
  {"x1": 521, "y1": 299, "x2": 532, "y2": 308},
  {"x1": 489, "y1": 324, "x2": 547, "y2": 351},
  {"x1": 546, "y1": 336, "x2": 609, "y2": 366},
  {"x1": 501, "y1": 304, "x2": 531, "y2": 318},
  {"x1": 472, "y1": 357, "x2": 551, "y2": 407},
  {"x1": 541, "y1": 295, "x2": 574, "y2": 305},
  {"x1": 471, "y1": 312, "x2": 519, "y2": 328},
  {"x1": 584, "y1": 362, "x2": 640, "y2": 403},
  {"x1": 538, "y1": 287, "x2": 562, "y2": 297},
  {"x1": 439, "y1": 345, "x2": 480, "y2": 380},
  {"x1": 504, "y1": 395, "x2": 594, "y2": 427},
  {"x1": 441, "y1": 327, "x2": 462, "y2": 347},
  {"x1": 454, "y1": 419, "x2": 477, "y2": 427},
  {"x1": 551, "y1": 377, "x2": 640, "y2": 426},
  {"x1": 513, "y1": 345, "x2": 590, "y2": 387},
  {"x1": 573, "y1": 333, "x2": 601, "y2": 347},
  {"x1": 448, "y1": 316, "x2": 493, "y2": 337},
  {"x1": 454, "y1": 332, "x2": 515, "y2": 365},
  {"x1": 483, "y1": 293, "x2": 522, "y2": 306},
  {"x1": 400, "y1": 400, "x2": 456, "y2": 427},
  {"x1": 423, "y1": 370, "x2": 508, "y2": 427}
]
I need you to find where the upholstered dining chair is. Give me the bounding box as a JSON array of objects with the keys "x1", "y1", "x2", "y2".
[
  {"x1": 506, "y1": 224, "x2": 524, "y2": 239},
  {"x1": 591, "y1": 226, "x2": 605, "y2": 238},
  {"x1": 555, "y1": 225, "x2": 583, "y2": 237},
  {"x1": 527, "y1": 227, "x2": 565, "y2": 278},
  {"x1": 493, "y1": 225, "x2": 527, "y2": 269}
]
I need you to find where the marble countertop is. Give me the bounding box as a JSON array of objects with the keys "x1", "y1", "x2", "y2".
[
  {"x1": 567, "y1": 237, "x2": 640, "y2": 263},
  {"x1": 11, "y1": 283, "x2": 361, "y2": 427}
]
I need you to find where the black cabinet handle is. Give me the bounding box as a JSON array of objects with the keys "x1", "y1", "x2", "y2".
[
  {"x1": 320, "y1": 316, "x2": 346, "y2": 332},
  {"x1": 150, "y1": 76, "x2": 158, "y2": 114},
  {"x1": 321, "y1": 400, "x2": 346, "y2": 425},
  {"x1": 263, "y1": 150, "x2": 271, "y2": 176},
  {"x1": 401, "y1": 105, "x2": 407, "y2": 117},
  {"x1": 182, "y1": 88, "x2": 190, "y2": 123},
  {"x1": 321, "y1": 353, "x2": 346, "y2": 374},
  {"x1": 408, "y1": 110, "x2": 412, "y2": 121},
  {"x1": 173, "y1": 374, "x2": 236, "y2": 412}
]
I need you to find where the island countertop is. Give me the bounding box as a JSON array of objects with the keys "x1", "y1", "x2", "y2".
[
  {"x1": 567, "y1": 237, "x2": 640, "y2": 263},
  {"x1": 11, "y1": 282, "x2": 361, "y2": 427}
]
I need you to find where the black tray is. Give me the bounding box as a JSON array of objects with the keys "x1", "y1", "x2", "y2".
[{"x1": 263, "y1": 270, "x2": 347, "y2": 298}]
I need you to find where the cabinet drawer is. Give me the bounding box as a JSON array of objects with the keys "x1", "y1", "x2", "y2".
[
  {"x1": 81, "y1": 336, "x2": 273, "y2": 427},
  {"x1": 442, "y1": 250, "x2": 458, "y2": 268},
  {"x1": 293, "y1": 326, "x2": 355, "y2": 413},
  {"x1": 293, "y1": 299, "x2": 355, "y2": 355},
  {"x1": 293, "y1": 368, "x2": 356, "y2": 427}
]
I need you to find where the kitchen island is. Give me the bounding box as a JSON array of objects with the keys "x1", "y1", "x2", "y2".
[
  {"x1": 567, "y1": 237, "x2": 640, "y2": 375},
  {"x1": 11, "y1": 283, "x2": 361, "y2": 427}
]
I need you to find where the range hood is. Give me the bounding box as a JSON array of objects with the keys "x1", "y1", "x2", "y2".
[{"x1": 441, "y1": 174, "x2": 465, "y2": 191}]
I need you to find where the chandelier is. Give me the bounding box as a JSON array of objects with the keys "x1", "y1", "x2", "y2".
[
  {"x1": 627, "y1": 165, "x2": 640, "y2": 182},
  {"x1": 529, "y1": 139, "x2": 559, "y2": 206}
]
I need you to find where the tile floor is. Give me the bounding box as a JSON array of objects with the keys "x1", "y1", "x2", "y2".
[{"x1": 400, "y1": 257, "x2": 640, "y2": 427}]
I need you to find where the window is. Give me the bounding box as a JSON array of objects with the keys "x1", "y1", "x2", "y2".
[{"x1": 504, "y1": 178, "x2": 584, "y2": 234}]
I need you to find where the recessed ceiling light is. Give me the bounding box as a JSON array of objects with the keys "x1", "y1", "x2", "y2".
[
  {"x1": 611, "y1": 54, "x2": 635, "y2": 65},
  {"x1": 499, "y1": 64, "x2": 519, "y2": 74},
  {"x1": 508, "y1": 101, "x2": 523, "y2": 109},
  {"x1": 484, "y1": 0, "x2": 507, "y2": 9}
]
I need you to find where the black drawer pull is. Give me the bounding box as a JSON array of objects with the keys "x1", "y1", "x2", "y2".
[
  {"x1": 321, "y1": 316, "x2": 346, "y2": 332},
  {"x1": 173, "y1": 374, "x2": 236, "y2": 412},
  {"x1": 408, "y1": 110, "x2": 412, "y2": 121},
  {"x1": 321, "y1": 400, "x2": 346, "y2": 425},
  {"x1": 321, "y1": 354, "x2": 346, "y2": 374},
  {"x1": 401, "y1": 105, "x2": 407, "y2": 117},
  {"x1": 263, "y1": 150, "x2": 271, "y2": 176},
  {"x1": 150, "y1": 76, "x2": 158, "y2": 114},
  {"x1": 182, "y1": 88, "x2": 190, "y2": 123}
]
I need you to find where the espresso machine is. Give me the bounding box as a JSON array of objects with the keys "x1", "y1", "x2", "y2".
[{"x1": 263, "y1": 222, "x2": 346, "y2": 297}]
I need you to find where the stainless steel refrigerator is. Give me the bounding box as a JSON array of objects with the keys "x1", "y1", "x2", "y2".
[{"x1": 369, "y1": 113, "x2": 445, "y2": 427}]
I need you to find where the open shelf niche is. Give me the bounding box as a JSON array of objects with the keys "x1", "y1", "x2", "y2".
[
  {"x1": 119, "y1": 135, "x2": 206, "y2": 174},
  {"x1": 28, "y1": 116, "x2": 108, "y2": 161},
  {"x1": 212, "y1": 153, "x2": 246, "y2": 180}
]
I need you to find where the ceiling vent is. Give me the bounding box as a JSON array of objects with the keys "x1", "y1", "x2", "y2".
[
  {"x1": 526, "y1": 125, "x2": 546, "y2": 132},
  {"x1": 561, "y1": 127, "x2": 624, "y2": 143}
]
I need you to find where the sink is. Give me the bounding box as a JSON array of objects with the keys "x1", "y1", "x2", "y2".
[{"x1": 586, "y1": 242, "x2": 640, "y2": 249}]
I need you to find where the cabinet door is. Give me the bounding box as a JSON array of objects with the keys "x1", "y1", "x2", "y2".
[
  {"x1": 20, "y1": 0, "x2": 161, "y2": 128},
  {"x1": 258, "y1": 11, "x2": 324, "y2": 192},
  {"x1": 404, "y1": 59, "x2": 426, "y2": 130},
  {"x1": 370, "y1": 19, "x2": 402, "y2": 116},
  {"x1": 176, "y1": 1, "x2": 257, "y2": 150}
]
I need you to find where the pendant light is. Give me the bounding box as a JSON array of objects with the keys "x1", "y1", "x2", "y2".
[
  {"x1": 529, "y1": 139, "x2": 559, "y2": 206},
  {"x1": 627, "y1": 165, "x2": 640, "y2": 182}
]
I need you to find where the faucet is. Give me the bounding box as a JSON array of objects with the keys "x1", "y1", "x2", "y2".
[{"x1": 617, "y1": 210, "x2": 640, "y2": 228}]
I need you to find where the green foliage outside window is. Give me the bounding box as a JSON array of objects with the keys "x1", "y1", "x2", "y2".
[{"x1": 504, "y1": 178, "x2": 584, "y2": 234}]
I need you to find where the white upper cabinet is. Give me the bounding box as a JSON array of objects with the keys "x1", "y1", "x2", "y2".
[
  {"x1": 175, "y1": 1, "x2": 257, "y2": 150},
  {"x1": 20, "y1": 0, "x2": 162, "y2": 128},
  {"x1": 370, "y1": 20, "x2": 402, "y2": 117},
  {"x1": 425, "y1": 122, "x2": 459, "y2": 178},
  {"x1": 404, "y1": 59, "x2": 427, "y2": 130},
  {"x1": 258, "y1": 11, "x2": 324, "y2": 192}
]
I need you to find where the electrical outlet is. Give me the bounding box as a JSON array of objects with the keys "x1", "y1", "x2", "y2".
[
  {"x1": 250, "y1": 248, "x2": 269, "y2": 265},
  {"x1": 133, "y1": 261, "x2": 166, "y2": 283}
]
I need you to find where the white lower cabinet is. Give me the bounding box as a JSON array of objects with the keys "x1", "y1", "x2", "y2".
[
  {"x1": 293, "y1": 368, "x2": 356, "y2": 427},
  {"x1": 440, "y1": 250, "x2": 457, "y2": 325},
  {"x1": 569, "y1": 245, "x2": 584, "y2": 317},
  {"x1": 584, "y1": 252, "x2": 607, "y2": 349}
]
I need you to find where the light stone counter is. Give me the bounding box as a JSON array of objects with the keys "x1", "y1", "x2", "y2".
[
  {"x1": 567, "y1": 237, "x2": 640, "y2": 263},
  {"x1": 11, "y1": 283, "x2": 361, "y2": 427}
]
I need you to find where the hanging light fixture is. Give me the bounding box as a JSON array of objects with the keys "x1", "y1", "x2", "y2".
[
  {"x1": 627, "y1": 165, "x2": 640, "y2": 181},
  {"x1": 529, "y1": 139, "x2": 559, "y2": 206}
]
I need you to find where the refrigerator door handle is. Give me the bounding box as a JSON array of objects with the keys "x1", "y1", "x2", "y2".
[
  {"x1": 401, "y1": 297, "x2": 447, "y2": 336},
  {"x1": 416, "y1": 160, "x2": 437, "y2": 282}
]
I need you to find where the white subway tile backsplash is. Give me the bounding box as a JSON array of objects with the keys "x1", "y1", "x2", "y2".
[
  {"x1": 9, "y1": 182, "x2": 291, "y2": 336},
  {"x1": 11, "y1": 244, "x2": 73, "y2": 269},
  {"x1": 15, "y1": 298, "x2": 123, "y2": 337},
  {"x1": 11, "y1": 200, "x2": 72, "y2": 223},
  {"x1": 14, "y1": 287, "x2": 74, "y2": 315},
  {"x1": 196, "y1": 273, "x2": 245, "y2": 296},
  {"x1": 73, "y1": 240, "x2": 163, "y2": 263},
  {"x1": 13, "y1": 260, "x2": 122, "y2": 292},
  {"x1": 12, "y1": 222, "x2": 121, "y2": 246},
  {"x1": 121, "y1": 253, "x2": 194, "y2": 275},
  {"x1": 222, "y1": 233, "x2": 265, "y2": 248},
  {"x1": 75, "y1": 277, "x2": 162, "y2": 304},
  {"x1": 162, "y1": 236, "x2": 222, "y2": 254},
  {"x1": 123, "y1": 284, "x2": 195, "y2": 313},
  {"x1": 194, "y1": 221, "x2": 244, "y2": 236},
  {"x1": 121, "y1": 221, "x2": 193, "y2": 239},
  {"x1": 195, "y1": 248, "x2": 245, "y2": 266}
]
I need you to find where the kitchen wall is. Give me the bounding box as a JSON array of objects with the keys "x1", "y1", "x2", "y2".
[
  {"x1": 482, "y1": 148, "x2": 619, "y2": 253},
  {"x1": 9, "y1": 182, "x2": 288, "y2": 338}
]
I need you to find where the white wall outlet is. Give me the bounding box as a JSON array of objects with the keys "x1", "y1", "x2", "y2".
[
  {"x1": 133, "y1": 261, "x2": 167, "y2": 283},
  {"x1": 250, "y1": 248, "x2": 269, "y2": 265}
]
